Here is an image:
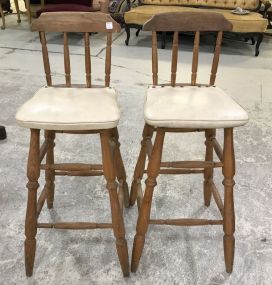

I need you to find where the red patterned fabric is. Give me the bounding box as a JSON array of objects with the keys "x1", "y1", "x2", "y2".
[{"x1": 46, "y1": 0, "x2": 92, "y2": 6}]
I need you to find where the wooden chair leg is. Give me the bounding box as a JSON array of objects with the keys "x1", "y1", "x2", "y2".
[
  {"x1": 111, "y1": 127, "x2": 129, "y2": 209},
  {"x1": 130, "y1": 124, "x2": 154, "y2": 209},
  {"x1": 25, "y1": 129, "x2": 40, "y2": 277},
  {"x1": 100, "y1": 130, "x2": 130, "y2": 277},
  {"x1": 131, "y1": 129, "x2": 165, "y2": 273},
  {"x1": 25, "y1": 0, "x2": 31, "y2": 24},
  {"x1": 222, "y1": 128, "x2": 235, "y2": 273},
  {"x1": 0, "y1": 5, "x2": 5, "y2": 30},
  {"x1": 203, "y1": 129, "x2": 215, "y2": 206},
  {"x1": 44, "y1": 130, "x2": 55, "y2": 209},
  {"x1": 14, "y1": 0, "x2": 21, "y2": 23}
]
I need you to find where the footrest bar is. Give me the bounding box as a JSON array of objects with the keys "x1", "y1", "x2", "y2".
[
  {"x1": 40, "y1": 140, "x2": 49, "y2": 163},
  {"x1": 160, "y1": 161, "x2": 223, "y2": 169},
  {"x1": 149, "y1": 218, "x2": 223, "y2": 226},
  {"x1": 36, "y1": 185, "x2": 48, "y2": 218},
  {"x1": 212, "y1": 138, "x2": 223, "y2": 162},
  {"x1": 55, "y1": 170, "x2": 103, "y2": 176},
  {"x1": 211, "y1": 182, "x2": 224, "y2": 217},
  {"x1": 41, "y1": 163, "x2": 103, "y2": 171},
  {"x1": 37, "y1": 222, "x2": 112, "y2": 229},
  {"x1": 144, "y1": 169, "x2": 204, "y2": 174}
]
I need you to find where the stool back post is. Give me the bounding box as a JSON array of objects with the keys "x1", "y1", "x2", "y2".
[
  {"x1": 151, "y1": 31, "x2": 158, "y2": 85},
  {"x1": 31, "y1": 12, "x2": 121, "y2": 88},
  {"x1": 105, "y1": 32, "x2": 112, "y2": 87},
  {"x1": 39, "y1": 31, "x2": 52, "y2": 86},
  {"x1": 143, "y1": 12, "x2": 233, "y2": 87}
]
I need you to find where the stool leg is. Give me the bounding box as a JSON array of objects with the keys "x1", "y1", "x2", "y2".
[
  {"x1": 25, "y1": 0, "x2": 31, "y2": 24},
  {"x1": 203, "y1": 129, "x2": 215, "y2": 206},
  {"x1": 222, "y1": 128, "x2": 235, "y2": 273},
  {"x1": 100, "y1": 130, "x2": 130, "y2": 277},
  {"x1": 111, "y1": 128, "x2": 129, "y2": 208},
  {"x1": 130, "y1": 124, "x2": 154, "y2": 209},
  {"x1": 14, "y1": 0, "x2": 21, "y2": 23},
  {"x1": 45, "y1": 130, "x2": 55, "y2": 209},
  {"x1": 131, "y1": 129, "x2": 165, "y2": 273},
  {"x1": 0, "y1": 5, "x2": 5, "y2": 30},
  {"x1": 25, "y1": 129, "x2": 40, "y2": 276}
]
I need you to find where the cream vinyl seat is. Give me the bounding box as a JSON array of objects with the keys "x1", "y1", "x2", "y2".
[
  {"x1": 16, "y1": 86, "x2": 120, "y2": 130},
  {"x1": 144, "y1": 86, "x2": 248, "y2": 128}
]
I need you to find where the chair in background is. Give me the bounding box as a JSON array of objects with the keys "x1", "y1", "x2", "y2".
[
  {"x1": 130, "y1": 12, "x2": 249, "y2": 273},
  {"x1": 25, "y1": 0, "x2": 109, "y2": 23},
  {"x1": 16, "y1": 12, "x2": 129, "y2": 277},
  {"x1": 0, "y1": 0, "x2": 21, "y2": 30},
  {"x1": 0, "y1": 125, "x2": 7, "y2": 139}
]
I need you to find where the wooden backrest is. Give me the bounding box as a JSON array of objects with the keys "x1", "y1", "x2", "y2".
[
  {"x1": 143, "y1": 12, "x2": 233, "y2": 87},
  {"x1": 31, "y1": 12, "x2": 121, "y2": 88}
]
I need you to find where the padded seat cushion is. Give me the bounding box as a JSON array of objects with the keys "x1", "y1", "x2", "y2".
[
  {"x1": 16, "y1": 87, "x2": 120, "y2": 130},
  {"x1": 144, "y1": 86, "x2": 248, "y2": 128},
  {"x1": 36, "y1": 4, "x2": 99, "y2": 17},
  {"x1": 124, "y1": 6, "x2": 267, "y2": 33}
]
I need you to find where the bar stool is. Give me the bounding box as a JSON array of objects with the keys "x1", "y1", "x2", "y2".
[
  {"x1": 130, "y1": 12, "x2": 249, "y2": 273},
  {"x1": 0, "y1": 0, "x2": 21, "y2": 30},
  {"x1": 16, "y1": 12, "x2": 129, "y2": 277}
]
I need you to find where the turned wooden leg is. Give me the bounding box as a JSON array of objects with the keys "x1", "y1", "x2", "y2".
[
  {"x1": 14, "y1": 0, "x2": 21, "y2": 23},
  {"x1": 45, "y1": 130, "x2": 55, "y2": 209},
  {"x1": 203, "y1": 129, "x2": 215, "y2": 206},
  {"x1": 25, "y1": 0, "x2": 31, "y2": 24},
  {"x1": 100, "y1": 130, "x2": 130, "y2": 277},
  {"x1": 222, "y1": 128, "x2": 235, "y2": 273},
  {"x1": 131, "y1": 129, "x2": 165, "y2": 273},
  {"x1": 111, "y1": 127, "x2": 129, "y2": 209},
  {"x1": 25, "y1": 129, "x2": 40, "y2": 277},
  {"x1": 0, "y1": 5, "x2": 5, "y2": 30},
  {"x1": 130, "y1": 124, "x2": 154, "y2": 210}
]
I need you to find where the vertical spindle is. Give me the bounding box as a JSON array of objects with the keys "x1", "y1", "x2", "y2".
[
  {"x1": 191, "y1": 31, "x2": 200, "y2": 86},
  {"x1": 171, "y1": 32, "x2": 179, "y2": 87},
  {"x1": 63, "y1": 32, "x2": 71, "y2": 87},
  {"x1": 210, "y1": 31, "x2": 223, "y2": 86},
  {"x1": 152, "y1": 32, "x2": 158, "y2": 85},
  {"x1": 105, "y1": 33, "x2": 112, "y2": 87},
  {"x1": 84, "y1": 33, "x2": 91, "y2": 88}
]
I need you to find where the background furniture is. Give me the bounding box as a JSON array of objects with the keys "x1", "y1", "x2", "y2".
[
  {"x1": 0, "y1": 0, "x2": 21, "y2": 29},
  {"x1": 124, "y1": 0, "x2": 271, "y2": 56},
  {"x1": 0, "y1": 125, "x2": 7, "y2": 139},
  {"x1": 25, "y1": 0, "x2": 109, "y2": 23},
  {"x1": 15, "y1": 12, "x2": 129, "y2": 277},
  {"x1": 130, "y1": 12, "x2": 248, "y2": 273}
]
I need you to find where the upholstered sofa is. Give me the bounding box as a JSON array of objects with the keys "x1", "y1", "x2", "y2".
[{"x1": 124, "y1": 0, "x2": 271, "y2": 55}]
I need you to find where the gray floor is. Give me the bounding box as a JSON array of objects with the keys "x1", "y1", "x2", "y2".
[{"x1": 1, "y1": 12, "x2": 272, "y2": 285}]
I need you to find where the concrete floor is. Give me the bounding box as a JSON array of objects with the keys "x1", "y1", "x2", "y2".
[{"x1": 1, "y1": 11, "x2": 272, "y2": 285}]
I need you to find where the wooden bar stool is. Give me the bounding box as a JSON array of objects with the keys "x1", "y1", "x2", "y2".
[
  {"x1": 130, "y1": 12, "x2": 249, "y2": 273},
  {"x1": 0, "y1": 0, "x2": 21, "y2": 30},
  {"x1": 16, "y1": 12, "x2": 129, "y2": 277}
]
